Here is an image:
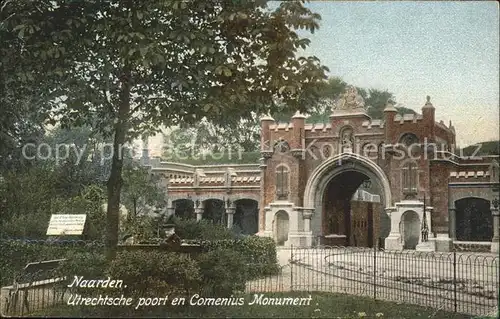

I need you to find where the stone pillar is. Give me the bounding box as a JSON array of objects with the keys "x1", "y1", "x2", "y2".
[
  {"x1": 195, "y1": 200, "x2": 203, "y2": 221},
  {"x1": 448, "y1": 207, "x2": 456, "y2": 239},
  {"x1": 491, "y1": 206, "x2": 499, "y2": 253},
  {"x1": 226, "y1": 203, "x2": 236, "y2": 229},
  {"x1": 384, "y1": 207, "x2": 403, "y2": 250},
  {"x1": 302, "y1": 209, "x2": 313, "y2": 232},
  {"x1": 166, "y1": 199, "x2": 175, "y2": 217}
]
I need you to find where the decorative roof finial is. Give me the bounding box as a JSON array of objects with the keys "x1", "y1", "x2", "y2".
[{"x1": 423, "y1": 95, "x2": 434, "y2": 109}]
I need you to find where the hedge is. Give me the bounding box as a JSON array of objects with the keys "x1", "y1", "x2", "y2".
[{"x1": 199, "y1": 236, "x2": 280, "y2": 280}]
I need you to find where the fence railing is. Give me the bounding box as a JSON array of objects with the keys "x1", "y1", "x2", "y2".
[
  {"x1": 1, "y1": 239, "x2": 498, "y2": 317},
  {"x1": 0, "y1": 238, "x2": 104, "y2": 317},
  {"x1": 245, "y1": 245, "x2": 499, "y2": 317}
]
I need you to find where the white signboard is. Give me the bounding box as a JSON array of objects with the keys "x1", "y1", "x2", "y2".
[{"x1": 46, "y1": 214, "x2": 87, "y2": 236}]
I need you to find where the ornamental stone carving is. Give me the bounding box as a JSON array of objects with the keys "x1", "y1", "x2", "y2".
[{"x1": 333, "y1": 85, "x2": 366, "y2": 111}]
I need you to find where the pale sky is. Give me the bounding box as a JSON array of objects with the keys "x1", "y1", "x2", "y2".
[
  {"x1": 297, "y1": 1, "x2": 499, "y2": 146},
  {"x1": 147, "y1": 1, "x2": 499, "y2": 156}
]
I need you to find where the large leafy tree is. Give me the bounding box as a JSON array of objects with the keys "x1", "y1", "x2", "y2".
[
  {"x1": 163, "y1": 115, "x2": 261, "y2": 158},
  {"x1": 121, "y1": 162, "x2": 166, "y2": 220},
  {"x1": 5, "y1": 0, "x2": 328, "y2": 257},
  {"x1": 162, "y1": 77, "x2": 419, "y2": 160},
  {"x1": 0, "y1": 0, "x2": 55, "y2": 171},
  {"x1": 365, "y1": 89, "x2": 416, "y2": 119}
]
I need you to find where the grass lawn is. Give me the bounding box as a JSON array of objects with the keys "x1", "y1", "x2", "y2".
[{"x1": 31, "y1": 292, "x2": 483, "y2": 318}]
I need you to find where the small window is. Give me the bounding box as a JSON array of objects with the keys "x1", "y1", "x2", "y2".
[
  {"x1": 402, "y1": 161, "x2": 418, "y2": 198},
  {"x1": 275, "y1": 165, "x2": 289, "y2": 200}
]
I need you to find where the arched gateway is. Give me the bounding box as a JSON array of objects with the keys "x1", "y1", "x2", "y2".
[{"x1": 303, "y1": 153, "x2": 393, "y2": 247}]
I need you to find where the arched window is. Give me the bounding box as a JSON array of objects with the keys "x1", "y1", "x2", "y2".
[
  {"x1": 275, "y1": 165, "x2": 289, "y2": 200},
  {"x1": 402, "y1": 161, "x2": 418, "y2": 198}
]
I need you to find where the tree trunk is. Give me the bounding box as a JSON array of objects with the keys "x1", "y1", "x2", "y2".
[
  {"x1": 133, "y1": 198, "x2": 137, "y2": 219},
  {"x1": 106, "y1": 66, "x2": 131, "y2": 260}
]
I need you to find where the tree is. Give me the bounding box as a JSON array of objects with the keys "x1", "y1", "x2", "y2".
[
  {"x1": 306, "y1": 76, "x2": 348, "y2": 123},
  {"x1": 161, "y1": 77, "x2": 420, "y2": 161},
  {"x1": 6, "y1": 0, "x2": 328, "y2": 258},
  {"x1": 0, "y1": 0, "x2": 62, "y2": 171},
  {"x1": 364, "y1": 88, "x2": 416, "y2": 119},
  {"x1": 163, "y1": 115, "x2": 261, "y2": 159},
  {"x1": 461, "y1": 140, "x2": 500, "y2": 156},
  {"x1": 365, "y1": 89, "x2": 396, "y2": 119},
  {"x1": 121, "y1": 162, "x2": 166, "y2": 219}
]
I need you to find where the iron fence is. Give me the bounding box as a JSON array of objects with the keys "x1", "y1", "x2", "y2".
[
  {"x1": 245, "y1": 245, "x2": 499, "y2": 317},
  {"x1": 0, "y1": 238, "x2": 104, "y2": 317},
  {"x1": 1, "y1": 239, "x2": 498, "y2": 317}
]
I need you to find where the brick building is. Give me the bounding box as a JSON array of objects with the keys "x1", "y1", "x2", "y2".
[{"x1": 146, "y1": 86, "x2": 499, "y2": 252}]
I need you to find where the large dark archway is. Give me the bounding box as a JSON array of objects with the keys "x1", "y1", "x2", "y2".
[
  {"x1": 455, "y1": 197, "x2": 492, "y2": 241},
  {"x1": 322, "y1": 170, "x2": 384, "y2": 247},
  {"x1": 173, "y1": 199, "x2": 194, "y2": 219},
  {"x1": 304, "y1": 154, "x2": 393, "y2": 248},
  {"x1": 203, "y1": 199, "x2": 225, "y2": 225},
  {"x1": 233, "y1": 199, "x2": 259, "y2": 235}
]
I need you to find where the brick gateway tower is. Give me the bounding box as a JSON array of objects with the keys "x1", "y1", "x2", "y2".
[
  {"x1": 148, "y1": 86, "x2": 499, "y2": 252},
  {"x1": 256, "y1": 86, "x2": 499, "y2": 252}
]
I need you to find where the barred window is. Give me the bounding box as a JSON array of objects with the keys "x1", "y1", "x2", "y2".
[
  {"x1": 276, "y1": 165, "x2": 289, "y2": 200},
  {"x1": 402, "y1": 161, "x2": 418, "y2": 197}
]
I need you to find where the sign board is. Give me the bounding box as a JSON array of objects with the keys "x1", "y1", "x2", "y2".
[{"x1": 46, "y1": 214, "x2": 87, "y2": 236}]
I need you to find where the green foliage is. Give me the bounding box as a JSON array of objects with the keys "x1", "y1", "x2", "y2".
[
  {"x1": 4, "y1": 0, "x2": 328, "y2": 252},
  {"x1": 461, "y1": 140, "x2": 499, "y2": 156},
  {"x1": 121, "y1": 162, "x2": 166, "y2": 218},
  {"x1": 42, "y1": 125, "x2": 114, "y2": 197},
  {"x1": 120, "y1": 214, "x2": 158, "y2": 243},
  {"x1": 106, "y1": 251, "x2": 201, "y2": 298},
  {"x1": 167, "y1": 218, "x2": 279, "y2": 280},
  {"x1": 196, "y1": 248, "x2": 248, "y2": 296},
  {"x1": 365, "y1": 89, "x2": 396, "y2": 119},
  {"x1": 163, "y1": 117, "x2": 261, "y2": 157},
  {"x1": 55, "y1": 251, "x2": 109, "y2": 293},
  {"x1": 51, "y1": 184, "x2": 107, "y2": 241},
  {"x1": 172, "y1": 217, "x2": 236, "y2": 241},
  {"x1": 0, "y1": 240, "x2": 104, "y2": 286},
  {"x1": 203, "y1": 236, "x2": 280, "y2": 280},
  {"x1": 0, "y1": 165, "x2": 61, "y2": 238}
]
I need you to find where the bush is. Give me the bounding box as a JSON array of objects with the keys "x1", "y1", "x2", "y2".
[
  {"x1": 0, "y1": 212, "x2": 52, "y2": 239},
  {"x1": 56, "y1": 251, "x2": 109, "y2": 293},
  {"x1": 120, "y1": 214, "x2": 158, "y2": 243},
  {"x1": 171, "y1": 217, "x2": 236, "y2": 241},
  {"x1": 203, "y1": 236, "x2": 280, "y2": 280},
  {"x1": 106, "y1": 250, "x2": 201, "y2": 298},
  {"x1": 196, "y1": 248, "x2": 248, "y2": 296}
]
